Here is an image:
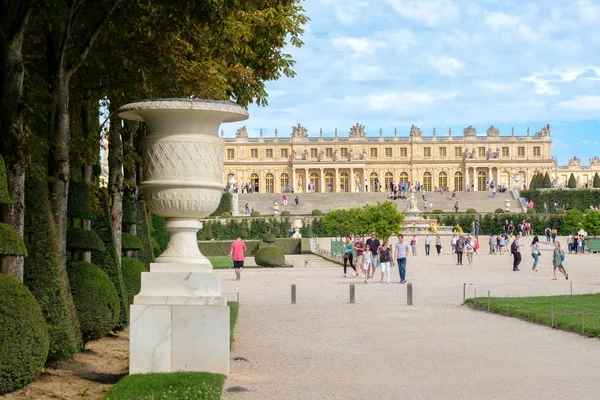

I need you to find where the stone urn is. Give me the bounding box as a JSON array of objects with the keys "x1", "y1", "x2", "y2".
[
  {"x1": 504, "y1": 198, "x2": 511, "y2": 212},
  {"x1": 118, "y1": 99, "x2": 248, "y2": 376},
  {"x1": 292, "y1": 218, "x2": 303, "y2": 238},
  {"x1": 513, "y1": 173, "x2": 521, "y2": 191}
]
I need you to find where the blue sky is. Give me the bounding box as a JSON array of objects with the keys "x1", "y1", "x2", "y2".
[{"x1": 225, "y1": 0, "x2": 600, "y2": 166}]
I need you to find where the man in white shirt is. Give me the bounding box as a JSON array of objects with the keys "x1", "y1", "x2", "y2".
[
  {"x1": 394, "y1": 234, "x2": 410, "y2": 284},
  {"x1": 451, "y1": 235, "x2": 458, "y2": 254},
  {"x1": 425, "y1": 234, "x2": 431, "y2": 256}
]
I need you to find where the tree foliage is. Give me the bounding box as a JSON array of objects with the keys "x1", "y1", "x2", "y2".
[
  {"x1": 568, "y1": 173, "x2": 577, "y2": 189},
  {"x1": 593, "y1": 173, "x2": 600, "y2": 189},
  {"x1": 563, "y1": 210, "x2": 584, "y2": 234},
  {"x1": 322, "y1": 202, "x2": 404, "y2": 239},
  {"x1": 584, "y1": 210, "x2": 600, "y2": 238},
  {"x1": 543, "y1": 172, "x2": 552, "y2": 188}
]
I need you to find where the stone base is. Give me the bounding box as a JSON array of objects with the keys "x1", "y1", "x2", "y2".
[
  {"x1": 130, "y1": 304, "x2": 230, "y2": 375},
  {"x1": 232, "y1": 193, "x2": 239, "y2": 216}
]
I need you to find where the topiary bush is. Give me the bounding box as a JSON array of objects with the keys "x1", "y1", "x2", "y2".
[
  {"x1": 0, "y1": 274, "x2": 49, "y2": 395},
  {"x1": 210, "y1": 191, "x2": 233, "y2": 217},
  {"x1": 280, "y1": 210, "x2": 291, "y2": 217},
  {"x1": 432, "y1": 209, "x2": 444, "y2": 214},
  {"x1": 121, "y1": 257, "x2": 148, "y2": 305},
  {"x1": 0, "y1": 222, "x2": 28, "y2": 256},
  {"x1": 466, "y1": 208, "x2": 477, "y2": 214},
  {"x1": 568, "y1": 173, "x2": 577, "y2": 188},
  {"x1": 527, "y1": 208, "x2": 536, "y2": 214},
  {"x1": 221, "y1": 211, "x2": 232, "y2": 218},
  {"x1": 594, "y1": 173, "x2": 600, "y2": 189},
  {"x1": 122, "y1": 232, "x2": 143, "y2": 251},
  {"x1": 311, "y1": 209, "x2": 322, "y2": 216},
  {"x1": 254, "y1": 246, "x2": 285, "y2": 268},
  {"x1": 67, "y1": 181, "x2": 95, "y2": 220},
  {"x1": 262, "y1": 233, "x2": 277, "y2": 244},
  {"x1": 135, "y1": 201, "x2": 155, "y2": 268},
  {"x1": 67, "y1": 262, "x2": 120, "y2": 343},
  {"x1": 495, "y1": 208, "x2": 505, "y2": 213},
  {"x1": 150, "y1": 237, "x2": 161, "y2": 257},
  {"x1": 250, "y1": 211, "x2": 261, "y2": 217},
  {"x1": 66, "y1": 227, "x2": 106, "y2": 253}
]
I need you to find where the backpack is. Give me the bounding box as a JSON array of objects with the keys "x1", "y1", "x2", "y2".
[
  {"x1": 560, "y1": 250, "x2": 565, "y2": 262},
  {"x1": 511, "y1": 241, "x2": 518, "y2": 254}
]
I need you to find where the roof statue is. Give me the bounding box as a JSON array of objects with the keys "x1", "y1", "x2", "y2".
[
  {"x1": 535, "y1": 124, "x2": 551, "y2": 137},
  {"x1": 292, "y1": 123, "x2": 308, "y2": 138},
  {"x1": 568, "y1": 156, "x2": 581, "y2": 167},
  {"x1": 448, "y1": 127, "x2": 452, "y2": 136},
  {"x1": 220, "y1": 129, "x2": 224, "y2": 138},
  {"x1": 463, "y1": 125, "x2": 476, "y2": 137},
  {"x1": 409, "y1": 124, "x2": 422, "y2": 137},
  {"x1": 349, "y1": 123, "x2": 366, "y2": 138},
  {"x1": 379, "y1": 128, "x2": 383, "y2": 137},
  {"x1": 274, "y1": 129, "x2": 278, "y2": 138},
  {"x1": 432, "y1": 128, "x2": 436, "y2": 136},
  {"x1": 486, "y1": 125, "x2": 499, "y2": 137},
  {"x1": 527, "y1": 127, "x2": 530, "y2": 136},
  {"x1": 511, "y1": 127, "x2": 515, "y2": 136},
  {"x1": 590, "y1": 156, "x2": 600, "y2": 166},
  {"x1": 235, "y1": 126, "x2": 248, "y2": 138},
  {"x1": 259, "y1": 129, "x2": 263, "y2": 138},
  {"x1": 319, "y1": 128, "x2": 323, "y2": 139},
  {"x1": 334, "y1": 128, "x2": 338, "y2": 138}
]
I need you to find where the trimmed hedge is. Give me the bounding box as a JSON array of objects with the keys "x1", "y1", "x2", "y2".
[
  {"x1": 198, "y1": 217, "x2": 292, "y2": 241},
  {"x1": 121, "y1": 257, "x2": 147, "y2": 305},
  {"x1": 0, "y1": 274, "x2": 49, "y2": 395},
  {"x1": 67, "y1": 262, "x2": 120, "y2": 343},
  {"x1": 92, "y1": 192, "x2": 129, "y2": 331},
  {"x1": 23, "y1": 176, "x2": 82, "y2": 362},
  {"x1": 151, "y1": 214, "x2": 168, "y2": 253},
  {"x1": 301, "y1": 238, "x2": 312, "y2": 254},
  {"x1": 67, "y1": 181, "x2": 95, "y2": 220},
  {"x1": 150, "y1": 237, "x2": 161, "y2": 257},
  {"x1": 0, "y1": 222, "x2": 28, "y2": 256},
  {"x1": 521, "y1": 189, "x2": 600, "y2": 212},
  {"x1": 210, "y1": 191, "x2": 233, "y2": 217},
  {"x1": 428, "y1": 213, "x2": 569, "y2": 235},
  {"x1": 198, "y1": 238, "x2": 301, "y2": 256},
  {"x1": 466, "y1": 208, "x2": 477, "y2": 214},
  {"x1": 281, "y1": 210, "x2": 291, "y2": 217},
  {"x1": 122, "y1": 196, "x2": 135, "y2": 226},
  {"x1": 135, "y1": 201, "x2": 155, "y2": 268},
  {"x1": 254, "y1": 246, "x2": 285, "y2": 267},
  {"x1": 0, "y1": 154, "x2": 13, "y2": 204},
  {"x1": 122, "y1": 232, "x2": 143, "y2": 251},
  {"x1": 594, "y1": 173, "x2": 600, "y2": 188},
  {"x1": 263, "y1": 233, "x2": 277, "y2": 244},
  {"x1": 66, "y1": 227, "x2": 106, "y2": 252},
  {"x1": 568, "y1": 173, "x2": 577, "y2": 188},
  {"x1": 250, "y1": 211, "x2": 261, "y2": 217},
  {"x1": 311, "y1": 209, "x2": 323, "y2": 216},
  {"x1": 221, "y1": 211, "x2": 232, "y2": 218},
  {"x1": 495, "y1": 208, "x2": 504, "y2": 213}
]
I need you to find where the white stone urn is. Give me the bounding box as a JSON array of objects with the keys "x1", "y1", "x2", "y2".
[
  {"x1": 504, "y1": 198, "x2": 511, "y2": 212},
  {"x1": 292, "y1": 218, "x2": 303, "y2": 238},
  {"x1": 118, "y1": 99, "x2": 248, "y2": 376},
  {"x1": 513, "y1": 173, "x2": 522, "y2": 190}
]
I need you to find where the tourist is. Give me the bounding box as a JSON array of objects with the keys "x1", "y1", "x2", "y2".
[
  {"x1": 451, "y1": 234, "x2": 457, "y2": 253},
  {"x1": 552, "y1": 241, "x2": 568, "y2": 280},
  {"x1": 573, "y1": 234, "x2": 578, "y2": 254},
  {"x1": 498, "y1": 233, "x2": 506, "y2": 255},
  {"x1": 394, "y1": 234, "x2": 409, "y2": 284},
  {"x1": 580, "y1": 235, "x2": 586, "y2": 253},
  {"x1": 465, "y1": 237, "x2": 475, "y2": 265},
  {"x1": 410, "y1": 235, "x2": 418, "y2": 256},
  {"x1": 474, "y1": 236, "x2": 480, "y2": 255},
  {"x1": 282, "y1": 193, "x2": 288, "y2": 206},
  {"x1": 530, "y1": 236, "x2": 540, "y2": 271},
  {"x1": 545, "y1": 227, "x2": 551, "y2": 243},
  {"x1": 354, "y1": 235, "x2": 365, "y2": 277},
  {"x1": 489, "y1": 233, "x2": 496, "y2": 255},
  {"x1": 295, "y1": 195, "x2": 299, "y2": 206},
  {"x1": 366, "y1": 232, "x2": 380, "y2": 279},
  {"x1": 342, "y1": 236, "x2": 357, "y2": 277},
  {"x1": 551, "y1": 227, "x2": 557, "y2": 243},
  {"x1": 567, "y1": 233, "x2": 574, "y2": 254},
  {"x1": 378, "y1": 240, "x2": 392, "y2": 284},
  {"x1": 435, "y1": 235, "x2": 442, "y2": 255},
  {"x1": 454, "y1": 201, "x2": 459, "y2": 213},
  {"x1": 455, "y1": 235, "x2": 465, "y2": 265},
  {"x1": 424, "y1": 234, "x2": 431, "y2": 256},
  {"x1": 229, "y1": 236, "x2": 247, "y2": 281},
  {"x1": 511, "y1": 233, "x2": 524, "y2": 271}
]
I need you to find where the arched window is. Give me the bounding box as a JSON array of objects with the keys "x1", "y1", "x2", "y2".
[
  {"x1": 438, "y1": 172, "x2": 448, "y2": 188},
  {"x1": 423, "y1": 172, "x2": 432, "y2": 191},
  {"x1": 384, "y1": 172, "x2": 394, "y2": 190},
  {"x1": 501, "y1": 171, "x2": 510, "y2": 187},
  {"x1": 477, "y1": 171, "x2": 486, "y2": 191},
  {"x1": 399, "y1": 172, "x2": 409, "y2": 185},
  {"x1": 265, "y1": 173, "x2": 274, "y2": 193},
  {"x1": 250, "y1": 173, "x2": 259, "y2": 193},
  {"x1": 310, "y1": 172, "x2": 319, "y2": 193},
  {"x1": 369, "y1": 172, "x2": 379, "y2": 192},
  {"x1": 454, "y1": 172, "x2": 463, "y2": 191},
  {"x1": 280, "y1": 173, "x2": 289, "y2": 193},
  {"x1": 339, "y1": 172, "x2": 349, "y2": 192},
  {"x1": 325, "y1": 172, "x2": 334, "y2": 192}
]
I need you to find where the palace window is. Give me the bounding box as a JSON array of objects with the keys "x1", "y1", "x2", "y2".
[
  {"x1": 326, "y1": 148, "x2": 333, "y2": 158},
  {"x1": 454, "y1": 147, "x2": 462, "y2": 157},
  {"x1": 502, "y1": 147, "x2": 509, "y2": 157},
  {"x1": 518, "y1": 146, "x2": 525, "y2": 157},
  {"x1": 385, "y1": 147, "x2": 392, "y2": 157},
  {"x1": 439, "y1": 147, "x2": 447, "y2": 157},
  {"x1": 370, "y1": 148, "x2": 378, "y2": 158},
  {"x1": 311, "y1": 148, "x2": 318, "y2": 158},
  {"x1": 281, "y1": 149, "x2": 288, "y2": 159},
  {"x1": 340, "y1": 148, "x2": 348, "y2": 157},
  {"x1": 227, "y1": 149, "x2": 235, "y2": 159},
  {"x1": 478, "y1": 147, "x2": 486, "y2": 157},
  {"x1": 251, "y1": 149, "x2": 258, "y2": 158},
  {"x1": 533, "y1": 146, "x2": 541, "y2": 157},
  {"x1": 400, "y1": 147, "x2": 408, "y2": 158},
  {"x1": 423, "y1": 147, "x2": 431, "y2": 157},
  {"x1": 265, "y1": 149, "x2": 273, "y2": 158}
]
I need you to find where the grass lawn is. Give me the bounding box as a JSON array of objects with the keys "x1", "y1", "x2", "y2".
[
  {"x1": 465, "y1": 293, "x2": 600, "y2": 338},
  {"x1": 208, "y1": 256, "x2": 292, "y2": 269},
  {"x1": 104, "y1": 301, "x2": 240, "y2": 400}
]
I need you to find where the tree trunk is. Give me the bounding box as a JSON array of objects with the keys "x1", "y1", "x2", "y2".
[
  {"x1": 0, "y1": 4, "x2": 32, "y2": 280},
  {"x1": 108, "y1": 103, "x2": 123, "y2": 264},
  {"x1": 48, "y1": 70, "x2": 73, "y2": 265},
  {"x1": 80, "y1": 92, "x2": 95, "y2": 263},
  {"x1": 123, "y1": 121, "x2": 138, "y2": 236}
]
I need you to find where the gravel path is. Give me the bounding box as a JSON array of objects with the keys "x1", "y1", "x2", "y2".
[{"x1": 220, "y1": 240, "x2": 600, "y2": 400}]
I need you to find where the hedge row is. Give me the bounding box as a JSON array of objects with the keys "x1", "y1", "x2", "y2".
[
  {"x1": 521, "y1": 189, "x2": 600, "y2": 212},
  {"x1": 198, "y1": 217, "x2": 292, "y2": 241},
  {"x1": 210, "y1": 191, "x2": 233, "y2": 217},
  {"x1": 151, "y1": 214, "x2": 168, "y2": 254},
  {"x1": 197, "y1": 238, "x2": 301, "y2": 256},
  {"x1": 135, "y1": 200, "x2": 155, "y2": 268},
  {"x1": 426, "y1": 213, "x2": 570, "y2": 236}
]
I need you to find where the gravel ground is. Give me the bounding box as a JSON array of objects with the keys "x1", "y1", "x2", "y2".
[{"x1": 220, "y1": 238, "x2": 600, "y2": 400}]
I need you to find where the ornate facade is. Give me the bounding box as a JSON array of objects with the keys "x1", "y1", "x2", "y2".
[{"x1": 221, "y1": 124, "x2": 583, "y2": 193}]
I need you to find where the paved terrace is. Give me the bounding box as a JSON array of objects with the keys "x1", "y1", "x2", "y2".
[{"x1": 220, "y1": 238, "x2": 600, "y2": 400}]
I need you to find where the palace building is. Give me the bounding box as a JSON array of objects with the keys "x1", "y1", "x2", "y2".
[{"x1": 222, "y1": 123, "x2": 582, "y2": 193}]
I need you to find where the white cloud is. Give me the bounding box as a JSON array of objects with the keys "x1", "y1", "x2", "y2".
[
  {"x1": 556, "y1": 95, "x2": 600, "y2": 111},
  {"x1": 478, "y1": 81, "x2": 522, "y2": 94},
  {"x1": 347, "y1": 65, "x2": 386, "y2": 81},
  {"x1": 383, "y1": 0, "x2": 458, "y2": 27},
  {"x1": 484, "y1": 11, "x2": 519, "y2": 32},
  {"x1": 362, "y1": 91, "x2": 460, "y2": 112},
  {"x1": 330, "y1": 37, "x2": 385, "y2": 58},
  {"x1": 521, "y1": 68, "x2": 600, "y2": 95},
  {"x1": 429, "y1": 56, "x2": 464, "y2": 76}
]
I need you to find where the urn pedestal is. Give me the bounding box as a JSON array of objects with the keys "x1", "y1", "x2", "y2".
[{"x1": 118, "y1": 99, "x2": 248, "y2": 375}]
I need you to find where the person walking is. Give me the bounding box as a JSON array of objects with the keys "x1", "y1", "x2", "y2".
[
  {"x1": 530, "y1": 235, "x2": 540, "y2": 271},
  {"x1": 282, "y1": 193, "x2": 288, "y2": 206},
  {"x1": 455, "y1": 235, "x2": 465, "y2": 265},
  {"x1": 365, "y1": 232, "x2": 380, "y2": 279},
  {"x1": 551, "y1": 227, "x2": 557, "y2": 243},
  {"x1": 465, "y1": 237, "x2": 475, "y2": 265},
  {"x1": 545, "y1": 227, "x2": 551, "y2": 243},
  {"x1": 498, "y1": 233, "x2": 506, "y2": 255},
  {"x1": 229, "y1": 236, "x2": 247, "y2": 281},
  {"x1": 435, "y1": 235, "x2": 442, "y2": 255},
  {"x1": 451, "y1": 234, "x2": 457, "y2": 254},
  {"x1": 394, "y1": 234, "x2": 410, "y2": 284},
  {"x1": 567, "y1": 233, "x2": 574, "y2": 254},
  {"x1": 354, "y1": 235, "x2": 365, "y2": 277},
  {"x1": 511, "y1": 233, "x2": 524, "y2": 271},
  {"x1": 342, "y1": 236, "x2": 357, "y2": 277},
  {"x1": 378, "y1": 240, "x2": 392, "y2": 284},
  {"x1": 410, "y1": 235, "x2": 418, "y2": 256},
  {"x1": 425, "y1": 234, "x2": 431, "y2": 256},
  {"x1": 552, "y1": 241, "x2": 568, "y2": 280},
  {"x1": 295, "y1": 195, "x2": 299, "y2": 207},
  {"x1": 489, "y1": 233, "x2": 497, "y2": 255},
  {"x1": 362, "y1": 247, "x2": 373, "y2": 283}
]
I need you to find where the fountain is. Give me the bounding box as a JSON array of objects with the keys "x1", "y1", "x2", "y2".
[{"x1": 402, "y1": 192, "x2": 454, "y2": 234}]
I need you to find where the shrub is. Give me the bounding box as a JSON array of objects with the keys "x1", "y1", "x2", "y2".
[
  {"x1": 527, "y1": 208, "x2": 536, "y2": 214},
  {"x1": 271, "y1": 226, "x2": 281, "y2": 237},
  {"x1": 66, "y1": 227, "x2": 105, "y2": 253},
  {"x1": 568, "y1": 173, "x2": 577, "y2": 188},
  {"x1": 543, "y1": 172, "x2": 552, "y2": 188},
  {"x1": 67, "y1": 181, "x2": 95, "y2": 220},
  {"x1": 432, "y1": 209, "x2": 444, "y2": 214},
  {"x1": 221, "y1": 211, "x2": 232, "y2": 218},
  {"x1": 23, "y1": 176, "x2": 82, "y2": 362},
  {"x1": 0, "y1": 275, "x2": 49, "y2": 395},
  {"x1": 254, "y1": 246, "x2": 285, "y2": 267},
  {"x1": 263, "y1": 233, "x2": 277, "y2": 244},
  {"x1": 210, "y1": 191, "x2": 233, "y2": 217},
  {"x1": 495, "y1": 208, "x2": 505, "y2": 213},
  {"x1": 151, "y1": 214, "x2": 168, "y2": 252},
  {"x1": 521, "y1": 189, "x2": 600, "y2": 212},
  {"x1": 0, "y1": 222, "x2": 28, "y2": 256},
  {"x1": 150, "y1": 237, "x2": 161, "y2": 257},
  {"x1": 121, "y1": 257, "x2": 148, "y2": 305},
  {"x1": 281, "y1": 210, "x2": 291, "y2": 217},
  {"x1": 122, "y1": 232, "x2": 143, "y2": 251},
  {"x1": 593, "y1": 173, "x2": 600, "y2": 188},
  {"x1": 122, "y1": 196, "x2": 135, "y2": 226},
  {"x1": 67, "y1": 262, "x2": 120, "y2": 343},
  {"x1": 466, "y1": 208, "x2": 477, "y2": 214},
  {"x1": 311, "y1": 209, "x2": 322, "y2": 216},
  {"x1": 135, "y1": 201, "x2": 155, "y2": 268},
  {"x1": 0, "y1": 155, "x2": 12, "y2": 204},
  {"x1": 250, "y1": 211, "x2": 261, "y2": 217}
]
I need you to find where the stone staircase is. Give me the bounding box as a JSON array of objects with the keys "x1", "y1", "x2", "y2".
[{"x1": 236, "y1": 191, "x2": 521, "y2": 215}]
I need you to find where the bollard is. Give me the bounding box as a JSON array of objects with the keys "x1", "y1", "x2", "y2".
[
  {"x1": 349, "y1": 283, "x2": 355, "y2": 304},
  {"x1": 304, "y1": 259, "x2": 310, "y2": 268},
  {"x1": 291, "y1": 284, "x2": 296, "y2": 305},
  {"x1": 570, "y1": 281, "x2": 573, "y2": 295},
  {"x1": 463, "y1": 283, "x2": 466, "y2": 304},
  {"x1": 407, "y1": 282, "x2": 413, "y2": 306}
]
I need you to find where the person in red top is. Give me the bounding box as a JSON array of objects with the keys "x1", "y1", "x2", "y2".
[
  {"x1": 282, "y1": 193, "x2": 288, "y2": 206},
  {"x1": 229, "y1": 236, "x2": 247, "y2": 281}
]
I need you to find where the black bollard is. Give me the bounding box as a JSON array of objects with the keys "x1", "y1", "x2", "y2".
[
  {"x1": 291, "y1": 284, "x2": 296, "y2": 304},
  {"x1": 349, "y1": 283, "x2": 355, "y2": 304},
  {"x1": 407, "y1": 282, "x2": 413, "y2": 306}
]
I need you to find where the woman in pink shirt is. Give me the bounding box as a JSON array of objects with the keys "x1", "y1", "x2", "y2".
[{"x1": 229, "y1": 237, "x2": 247, "y2": 281}]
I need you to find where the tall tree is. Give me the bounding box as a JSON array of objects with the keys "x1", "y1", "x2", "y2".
[{"x1": 0, "y1": 0, "x2": 33, "y2": 280}]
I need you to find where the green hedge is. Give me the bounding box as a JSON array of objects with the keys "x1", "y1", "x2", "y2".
[
  {"x1": 263, "y1": 233, "x2": 277, "y2": 243},
  {"x1": 122, "y1": 196, "x2": 135, "y2": 225},
  {"x1": 135, "y1": 201, "x2": 155, "y2": 268},
  {"x1": 0, "y1": 222, "x2": 28, "y2": 256},
  {"x1": 197, "y1": 238, "x2": 301, "y2": 256},
  {"x1": 254, "y1": 246, "x2": 285, "y2": 267},
  {"x1": 67, "y1": 181, "x2": 95, "y2": 220},
  {"x1": 301, "y1": 238, "x2": 312, "y2": 254},
  {"x1": 66, "y1": 227, "x2": 106, "y2": 252},
  {"x1": 121, "y1": 257, "x2": 147, "y2": 305},
  {"x1": 0, "y1": 275, "x2": 49, "y2": 395},
  {"x1": 67, "y1": 262, "x2": 120, "y2": 343},
  {"x1": 521, "y1": 189, "x2": 600, "y2": 212},
  {"x1": 151, "y1": 214, "x2": 168, "y2": 253},
  {"x1": 198, "y1": 217, "x2": 292, "y2": 241},
  {"x1": 23, "y1": 176, "x2": 82, "y2": 362},
  {"x1": 150, "y1": 237, "x2": 161, "y2": 257},
  {"x1": 428, "y1": 213, "x2": 568, "y2": 235},
  {"x1": 210, "y1": 191, "x2": 233, "y2": 217},
  {"x1": 122, "y1": 232, "x2": 143, "y2": 251},
  {"x1": 0, "y1": 154, "x2": 12, "y2": 204},
  {"x1": 92, "y1": 192, "x2": 129, "y2": 331}
]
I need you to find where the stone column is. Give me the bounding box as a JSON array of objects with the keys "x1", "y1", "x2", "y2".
[
  {"x1": 292, "y1": 168, "x2": 296, "y2": 193},
  {"x1": 363, "y1": 168, "x2": 367, "y2": 192},
  {"x1": 304, "y1": 168, "x2": 309, "y2": 193},
  {"x1": 465, "y1": 166, "x2": 469, "y2": 192},
  {"x1": 320, "y1": 168, "x2": 325, "y2": 193},
  {"x1": 335, "y1": 167, "x2": 340, "y2": 193},
  {"x1": 350, "y1": 168, "x2": 355, "y2": 192},
  {"x1": 488, "y1": 166, "x2": 492, "y2": 190}
]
